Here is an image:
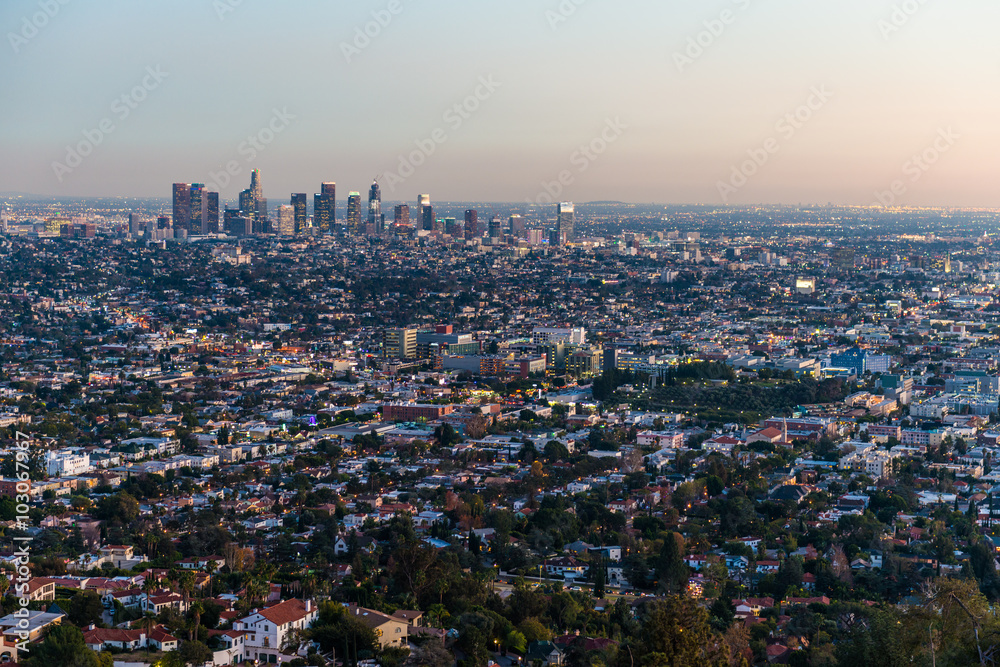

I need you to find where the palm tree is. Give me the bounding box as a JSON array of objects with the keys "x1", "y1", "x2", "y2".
[
  {"x1": 141, "y1": 572, "x2": 156, "y2": 601},
  {"x1": 204, "y1": 560, "x2": 217, "y2": 597},
  {"x1": 188, "y1": 600, "x2": 204, "y2": 642},
  {"x1": 141, "y1": 611, "x2": 156, "y2": 657},
  {"x1": 177, "y1": 570, "x2": 195, "y2": 610}
]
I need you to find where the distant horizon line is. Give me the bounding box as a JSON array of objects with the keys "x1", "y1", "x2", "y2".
[{"x1": 2, "y1": 193, "x2": 999, "y2": 213}]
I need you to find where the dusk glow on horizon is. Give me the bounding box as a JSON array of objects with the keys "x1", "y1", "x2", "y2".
[{"x1": 3, "y1": 0, "x2": 999, "y2": 207}]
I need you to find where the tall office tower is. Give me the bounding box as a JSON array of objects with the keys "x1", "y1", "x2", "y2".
[
  {"x1": 418, "y1": 194, "x2": 433, "y2": 230},
  {"x1": 247, "y1": 169, "x2": 266, "y2": 230},
  {"x1": 384, "y1": 328, "x2": 418, "y2": 359},
  {"x1": 172, "y1": 183, "x2": 190, "y2": 233},
  {"x1": 277, "y1": 205, "x2": 295, "y2": 236},
  {"x1": 291, "y1": 193, "x2": 307, "y2": 234},
  {"x1": 188, "y1": 184, "x2": 204, "y2": 234},
  {"x1": 249, "y1": 169, "x2": 263, "y2": 208},
  {"x1": 557, "y1": 202, "x2": 575, "y2": 244},
  {"x1": 313, "y1": 194, "x2": 330, "y2": 233},
  {"x1": 203, "y1": 191, "x2": 219, "y2": 234},
  {"x1": 256, "y1": 197, "x2": 268, "y2": 232},
  {"x1": 128, "y1": 213, "x2": 139, "y2": 237},
  {"x1": 394, "y1": 204, "x2": 410, "y2": 226},
  {"x1": 488, "y1": 216, "x2": 503, "y2": 240},
  {"x1": 346, "y1": 192, "x2": 362, "y2": 234},
  {"x1": 464, "y1": 209, "x2": 478, "y2": 240},
  {"x1": 239, "y1": 189, "x2": 254, "y2": 218},
  {"x1": 445, "y1": 218, "x2": 462, "y2": 237},
  {"x1": 313, "y1": 182, "x2": 336, "y2": 234},
  {"x1": 367, "y1": 180, "x2": 383, "y2": 236},
  {"x1": 509, "y1": 214, "x2": 526, "y2": 239}
]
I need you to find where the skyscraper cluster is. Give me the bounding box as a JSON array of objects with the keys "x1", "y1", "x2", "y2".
[
  {"x1": 164, "y1": 171, "x2": 575, "y2": 244},
  {"x1": 171, "y1": 183, "x2": 219, "y2": 237}
]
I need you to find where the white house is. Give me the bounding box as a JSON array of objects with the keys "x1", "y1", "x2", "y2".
[{"x1": 234, "y1": 599, "x2": 318, "y2": 663}]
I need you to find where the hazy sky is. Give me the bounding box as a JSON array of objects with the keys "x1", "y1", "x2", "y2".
[{"x1": 2, "y1": 0, "x2": 999, "y2": 207}]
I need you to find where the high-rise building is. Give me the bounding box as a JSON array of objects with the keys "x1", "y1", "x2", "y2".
[
  {"x1": 224, "y1": 208, "x2": 251, "y2": 236},
  {"x1": 128, "y1": 213, "x2": 140, "y2": 237},
  {"x1": 394, "y1": 204, "x2": 410, "y2": 226},
  {"x1": 291, "y1": 193, "x2": 307, "y2": 234},
  {"x1": 277, "y1": 205, "x2": 295, "y2": 236},
  {"x1": 488, "y1": 216, "x2": 503, "y2": 240},
  {"x1": 509, "y1": 214, "x2": 526, "y2": 239},
  {"x1": 203, "y1": 191, "x2": 219, "y2": 234},
  {"x1": 238, "y1": 170, "x2": 267, "y2": 232},
  {"x1": 313, "y1": 182, "x2": 336, "y2": 234},
  {"x1": 172, "y1": 183, "x2": 190, "y2": 233},
  {"x1": 445, "y1": 217, "x2": 461, "y2": 237},
  {"x1": 367, "y1": 180, "x2": 383, "y2": 236},
  {"x1": 557, "y1": 202, "x2": 574, "y2": 244},
  {"x1": 188, "y1": 184, "x2": 204, "y2": 234},
  {"x1": 384, "y1": 328, "x2": 418, "y2": 360},
  {"x1": 418, "y1": 195, "x2": 433, "y2": 231},
  {"x1": 346, "y1": 192, "x2": 362, "y2": 234},
  {"x1": 464, "y1": 209, "x2": 478, "y2": 240}
]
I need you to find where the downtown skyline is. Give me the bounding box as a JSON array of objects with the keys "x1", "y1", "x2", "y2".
[{"x1": 3, "y1": 0, "x2": 1000, "y2": 207}]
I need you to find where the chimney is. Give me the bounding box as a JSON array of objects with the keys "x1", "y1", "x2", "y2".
[{"x1": 305, "y1": 599, "x2": 312, "y2": 613}]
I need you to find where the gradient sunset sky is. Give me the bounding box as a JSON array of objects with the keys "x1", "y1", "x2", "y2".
[{"x1": 1, "y1": 0, "x2": 998, "y2": 206}]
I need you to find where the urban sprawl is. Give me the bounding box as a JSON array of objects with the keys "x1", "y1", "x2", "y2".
[{"x1": 0, "y1": 175, "x2": 1000, "y2": 666}]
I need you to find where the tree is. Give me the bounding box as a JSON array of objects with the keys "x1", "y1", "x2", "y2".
[
  {"x1": 174, "y1": 641, "x2": 212, "y2": 666},
  {"x1": 68, "y1": 591, "x2": 105, "y2": 628},
  {"x1": 94, "y1": 491, "x2": 140, "y2": 523},
  {"x1": 543, "y1": 440, "x2": 569, "y2": 462},
  {"x1": 637, "y1": 596, "x2": 729, "y2": 667},
  {"x1": 657, "y1": 532, "x2": 689, "y2": 595},
  {"x1": 592, "y1": 559, "x2": 606, "y2": 599},
  {"x1": 188, "y1": 600, "x2": 204, "y2": 641},
  {"x1": 506, "y1": 629, "x2": 527, "y2": 654},
  {"x1": 434, "y1": 423, "x2": 461, "y2": 447},
  {"x1": 28, "y1": 624, "x2": 104, "y2": 667}
]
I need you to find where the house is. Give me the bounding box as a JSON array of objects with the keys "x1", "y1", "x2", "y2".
[
  {"x1": 346, "y1": 605, "x2": 409, "y2": 649},
  {"x1": 24, "y1": 578, "x2": 56, "y2": 602},
  {"x1": 543, "y1": 557, "x2": 587, "y2": 579},
  {"x1": 210, "y1": 629, "x2": 248, "y2": 665},
  {"x1": 83, "y1": 627, "x2": 146, "y2": 651},
  {"x1": 732, "y1": 597, "x2": 775, "y2": 617},
  {"x1": 234, "y1": 599, "x2": 318, "y2": 663},
  {"x1": 756, "y1": 560, "x2": 780, "y2": 574},
  {"x1": 142, "y1": 591, "x2": 187, "y2": 614},
  {"x1": 148, "y1": 626, "x2": 179, "y2": 651},
  {"x1": 525, "y1": 640, "x2": 565, "y2": 665},
  {"x1": 0, "y1": 608, "x2": 65, "y2": 643}
]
